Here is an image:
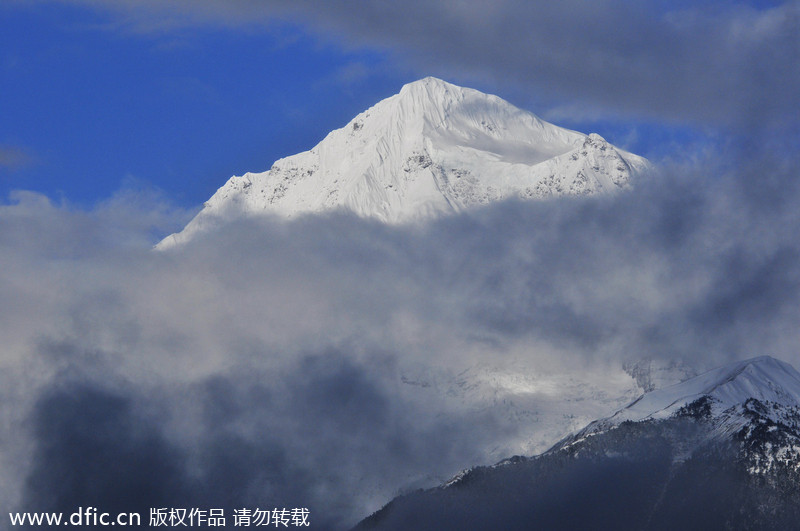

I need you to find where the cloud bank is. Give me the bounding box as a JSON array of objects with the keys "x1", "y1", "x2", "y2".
[{"x1": 1, "y1": 142, "x2": 799, "y2": 528}]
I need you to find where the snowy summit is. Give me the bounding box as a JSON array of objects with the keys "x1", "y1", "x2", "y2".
[{"x1": 158, "y1": 77, "x2": 648, "y2": 248}]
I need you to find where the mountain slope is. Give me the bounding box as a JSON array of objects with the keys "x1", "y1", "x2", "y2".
[
  {"x1": 158, "y1": 77, "x2": 648, "y2": 248},
  {"x1": 568, "y1": 356, "x2": 800, "y2": 446},
  {"x1": 357, "y1": 356, "x2": 800, "y2": 530}
]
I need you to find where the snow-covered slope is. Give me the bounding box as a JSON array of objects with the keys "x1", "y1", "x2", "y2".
[
  {"x1": 158, "y1": 77, "x2": 648, "y2": 248},
  {"x1": 543, "y1": 355, "x2": 800, "y2": 483},
  {"x1": 573, "y1": 356, "x2": 800, "y2": 439}
]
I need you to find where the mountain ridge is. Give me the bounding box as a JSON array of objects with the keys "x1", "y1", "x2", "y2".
[
  {"x1": 158, "y1": 77, "x2": 648, "y2": 249},
  {"x1": 564, "y1": 355, "x2": 800, "y2": 448}
]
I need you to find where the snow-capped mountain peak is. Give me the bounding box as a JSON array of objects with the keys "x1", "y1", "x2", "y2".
[{"x1": 157, "y1": 77, "x2": 648, "y2": 249}]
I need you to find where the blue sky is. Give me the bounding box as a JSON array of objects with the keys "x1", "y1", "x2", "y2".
[
  {"x1": 0, "y1": 4, "x2": 406, "y2": 207},
  {"x1": 0, "y1": 1, "x2": 796, "y2": 209}
]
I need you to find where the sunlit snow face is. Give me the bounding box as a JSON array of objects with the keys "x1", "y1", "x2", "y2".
[{"x1": 161, "y1": 79, "x2": 649, "y2": 248}]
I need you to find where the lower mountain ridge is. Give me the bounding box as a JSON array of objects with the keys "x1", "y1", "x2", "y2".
[{"x1": 356, "y1": 356, "x2": 800, "y2": 530}]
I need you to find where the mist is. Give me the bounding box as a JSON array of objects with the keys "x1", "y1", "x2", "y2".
[{"x1": 0, "y1": 139, "x2": 797, "y2": 528}]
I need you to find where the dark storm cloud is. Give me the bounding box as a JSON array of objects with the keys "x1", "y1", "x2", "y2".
[
  {"x1": 16, "y1": 345, "x2": 503, "y2": 528},
  {"x1": 47, "y1": 0, "x2": 800, "y2": 127},
  {"x1": 24, "y1": 382, "x2": 189, "y2": 515}
]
